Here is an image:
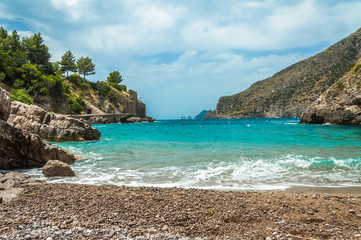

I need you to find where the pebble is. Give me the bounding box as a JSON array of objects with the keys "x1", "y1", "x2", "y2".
[{"x1": 348, "y1": 209, "x2": 356, "y2": 214}]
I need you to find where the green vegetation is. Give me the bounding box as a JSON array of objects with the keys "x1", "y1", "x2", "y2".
[
  {"x1": 0, "y1": 26, "x2": 133, "y2": 114},
  {"x1": 354, "y1": 64, "x2": 361, "y2": 73},
  {"x1": 107, "y1": 70, "x2": 123, "y2": 84},
  {"x1": 10, "y1": 89, "x2": 33, "y2": 104},
  {"x1": 337, "y1": 82, "x2": 346, "y2": 90},
  {"x1": 77, "y1": 56, "x2": 95, "y2": 79},
  {"x1": 60, "y1": 50, "x2": 77, "y2": 77}
]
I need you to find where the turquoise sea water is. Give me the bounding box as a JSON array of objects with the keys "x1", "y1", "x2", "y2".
[{"x1": 27, "y1": 118, "x2": 361, "y2": 190}]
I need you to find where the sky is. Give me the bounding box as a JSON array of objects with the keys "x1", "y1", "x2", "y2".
[{"x1": 1, "y1": 0, "x2": 361, "y2": 119}]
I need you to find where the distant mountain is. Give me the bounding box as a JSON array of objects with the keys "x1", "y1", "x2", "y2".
[
  {"x1": 194, "y1": 110, "x2": 209, "y2": 119},
  {"x1": 300, "y1": 57, "x2": 361, "y2": 125},
  {"x1": 214, "y1": 28, "x2": 361, "y2": 118}
]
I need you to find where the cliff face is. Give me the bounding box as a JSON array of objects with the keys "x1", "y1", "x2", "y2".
[
  {"x1": 0, "y1": 87, "x2": 76, "y2": 170},
  {"x1": 8, "y1": 101, "x2": 100, "y2": 141},
  {"x1": 300, "y1": 59, "x2": 361, "y2": 125},
  {"x1": 215, "y1": 28, "x2": 361, "y2": 118}
]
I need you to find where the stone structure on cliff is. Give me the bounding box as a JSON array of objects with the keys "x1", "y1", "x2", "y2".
[
  {"x1": 8, "y1": 101, "x2": 100, "y2": 141},
  {"x1": 0, "y1": 87, "x2": 77, "y2": 170},
  {"x1": 300, "y1": 59, "x2": 361, "y2": 125}
]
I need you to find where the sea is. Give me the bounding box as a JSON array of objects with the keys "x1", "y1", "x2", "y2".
[{"x1": 25, "y1": 118, "x2": 361, "y2": 190}]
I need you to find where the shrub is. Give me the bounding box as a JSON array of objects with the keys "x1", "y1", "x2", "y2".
[
  {"x1": 67, "y1": 73, "x2": 82, "y2": 86},
  {"x1": 10, "y1": 88, "x2": 33, "y2": 104},
  {"x1": 354, "y1": 64, "x2": 361, "y2": 73},
  {"x1": 336, "y1": 82, "x2": 345, "y2": 90},
  {"x1": 108, "y1": 82, "x2": 126, "y2": 92},
  {"x1": 99, "y1": 83, "x2": 111, "y2": 97},
  {"x1": 107, "y1": 89, "x2": 119, "y2": 104}
]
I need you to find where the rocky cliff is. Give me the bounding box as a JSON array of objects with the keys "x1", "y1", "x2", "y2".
[
  {"x1": 8, "y1": 101, "x2": 100, "y2": 141},
  {"x1": 214, "y1": 28, "x2": 361, "y2": 118},
  {"x1": 300, "y1": 58, "x2": 361, "y2": 125},
  {"x1": 0, "y1": 88, "x2": 77, "y2": 169}
]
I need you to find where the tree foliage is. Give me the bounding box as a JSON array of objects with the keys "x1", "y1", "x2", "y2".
[
  {"x1": 106, "y1": 70, "x2": 123, "y2": 84},
  {"x1": 60, "y1": 50, "x2": 77, "y2": 77},
  {"x1": 77, "y1": 56, "x2": 95, "y2": 79}
]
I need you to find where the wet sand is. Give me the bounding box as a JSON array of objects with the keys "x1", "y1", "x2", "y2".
[{"x1": 1, "y1": 183, "x2": 361, "y2": 239}]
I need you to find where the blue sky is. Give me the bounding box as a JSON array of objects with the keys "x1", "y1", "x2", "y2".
[{"x1": 1, "y1": 0, "x2": 361, "y2": 119}]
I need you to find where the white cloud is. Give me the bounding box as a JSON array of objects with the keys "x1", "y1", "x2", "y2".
[{"x1": 50, "y1": 0, "x2": 94, "y2": 21}]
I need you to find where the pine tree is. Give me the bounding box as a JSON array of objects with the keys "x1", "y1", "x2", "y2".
[
  {"x1": 60, "y1": 50, "x2": 77, "y2": 77},
  {"x1": 77, "y1": 56, "x2": 95, "y2": 79},
  {"x1": 106, "y1": 70, "x2": 123, "y2": 84}
]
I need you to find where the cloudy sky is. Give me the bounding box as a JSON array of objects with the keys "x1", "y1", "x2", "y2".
[{"x1": 1, "y1": 0, "x2": 361, "y2": 119}]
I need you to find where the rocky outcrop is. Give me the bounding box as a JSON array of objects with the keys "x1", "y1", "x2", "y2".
[
  {"x1": 42, "y1": 160, "x2": 75, "y2": 177},
  {"x1": 0, "y1": 87, "x2": 77, "y2": 169},
  {"x1": 204, "y1": 110, "x2": 220, "y2": 119},
  {"x1": 0, "y1": 87, "x2": 11, "y2": 121},
  {"x1": 214, "y1": 28, "x2": 361, "y2": 118},
  {"x1": 300, "y1": 59, "x2": 361, "y2": 125},
  {"x1": 8, "y1": 101, "x2": 100, "y2": 141},
  {"x1": 0, "y1": 120, "x2": 77, "y2": 169},
  {"x1": 0, "y1": 172, "x2": 43, "y2": 203},
  {"x1": 125, "y1": 116, "x2": 155, "y2": 123}
]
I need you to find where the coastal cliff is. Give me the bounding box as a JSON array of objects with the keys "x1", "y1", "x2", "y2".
[
  {"x1": 8, "y1": 101, "x2": 100, "y2": 141},
  {"x1": 213, "y1": 28, "x2": 361, "y2": 118},
  {"x1": 0, "y1": 88, "x2": 76, "y2": 169},
  {"x1": 300, "y1": 58, "x2": 361, "y2": 125},
  {"x1": 0, "y1": 27, "x2": 151, "y2": 123}
]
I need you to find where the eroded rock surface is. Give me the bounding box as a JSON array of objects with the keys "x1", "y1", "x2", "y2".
[
  {"x1": 0, "y1": 120, "x2": 77, "y2": 170},
  {"x1": 8, "y1": 101, "x2": 100, "y2": 141}
]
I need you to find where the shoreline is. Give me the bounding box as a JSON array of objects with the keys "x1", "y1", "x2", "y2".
[{"x1": 1, "y1": 182, "x2": 360, "y2": 239}]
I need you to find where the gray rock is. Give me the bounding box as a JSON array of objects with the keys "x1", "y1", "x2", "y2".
[
  {"x1": 0, "y1": 87, "x2": 11, "y2": 121},
  {"x1": 8, "y1": 101, "x2": 100, "y2": 141},
  {"x1": 0, "y1": 119, "x2": 76, "y2": 170},
  {"x1": 42, "y1": 160, "x2": 76, "y2": 177}
]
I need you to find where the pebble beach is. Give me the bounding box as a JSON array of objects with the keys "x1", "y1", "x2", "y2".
[{"x1": 1, "y1": 181, "x2": 361, "y2": 239}]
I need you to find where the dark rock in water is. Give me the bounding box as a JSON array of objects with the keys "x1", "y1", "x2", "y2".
[
  {"x1": 8, "y1": 101, "x2": 100, "y2": 141},
  {"x1": 204, "y1": 110, "x2": 219, "y2": 119},
  {"x1": 0, "y1": 119, "x2": 76, "y2": 170},
  {"x1": 300, "y1": 58, "x2": 361, "y2": 126},
  {"x1": 42, "y1": 160, "x2": 75, "y2": 177},
  {"x1": 0, "y1": 87, "x2": 11, "y2": 121},
  {"x1": 125, "y1": 116, "x2": 155, "y2": 123}
]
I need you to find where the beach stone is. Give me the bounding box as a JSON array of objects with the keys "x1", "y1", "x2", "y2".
[{"x1": 42, "y1": 160, "x2": 75, "y2": 177}]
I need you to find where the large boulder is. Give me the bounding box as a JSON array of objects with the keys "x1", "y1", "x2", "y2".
[
  {"x1": 42, "y1": 160, "x2": 75, "y2": 177},
  {"x1": 8, "y1": 101, "x2": 101, "y2": 141},
  {"x1": 0, "y1": 87, "x2": 11, "y2": 121},
  {"x1": 0, "y1": 119, "x2": 77, "y2": 169}
]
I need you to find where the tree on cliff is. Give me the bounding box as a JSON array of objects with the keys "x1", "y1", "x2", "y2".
[
  {"x1": 60, "y1": 50, "x2": 77, "y2": 77},
  {"x1": 77, "y1": 57, "x2": 95, "y2": 79},
  {"x1": 22, "y1": 33, "x2": 53, "y2": 74},
  {"x1": 106, "y1": 70, "x2": 123, "y2": 84}
]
